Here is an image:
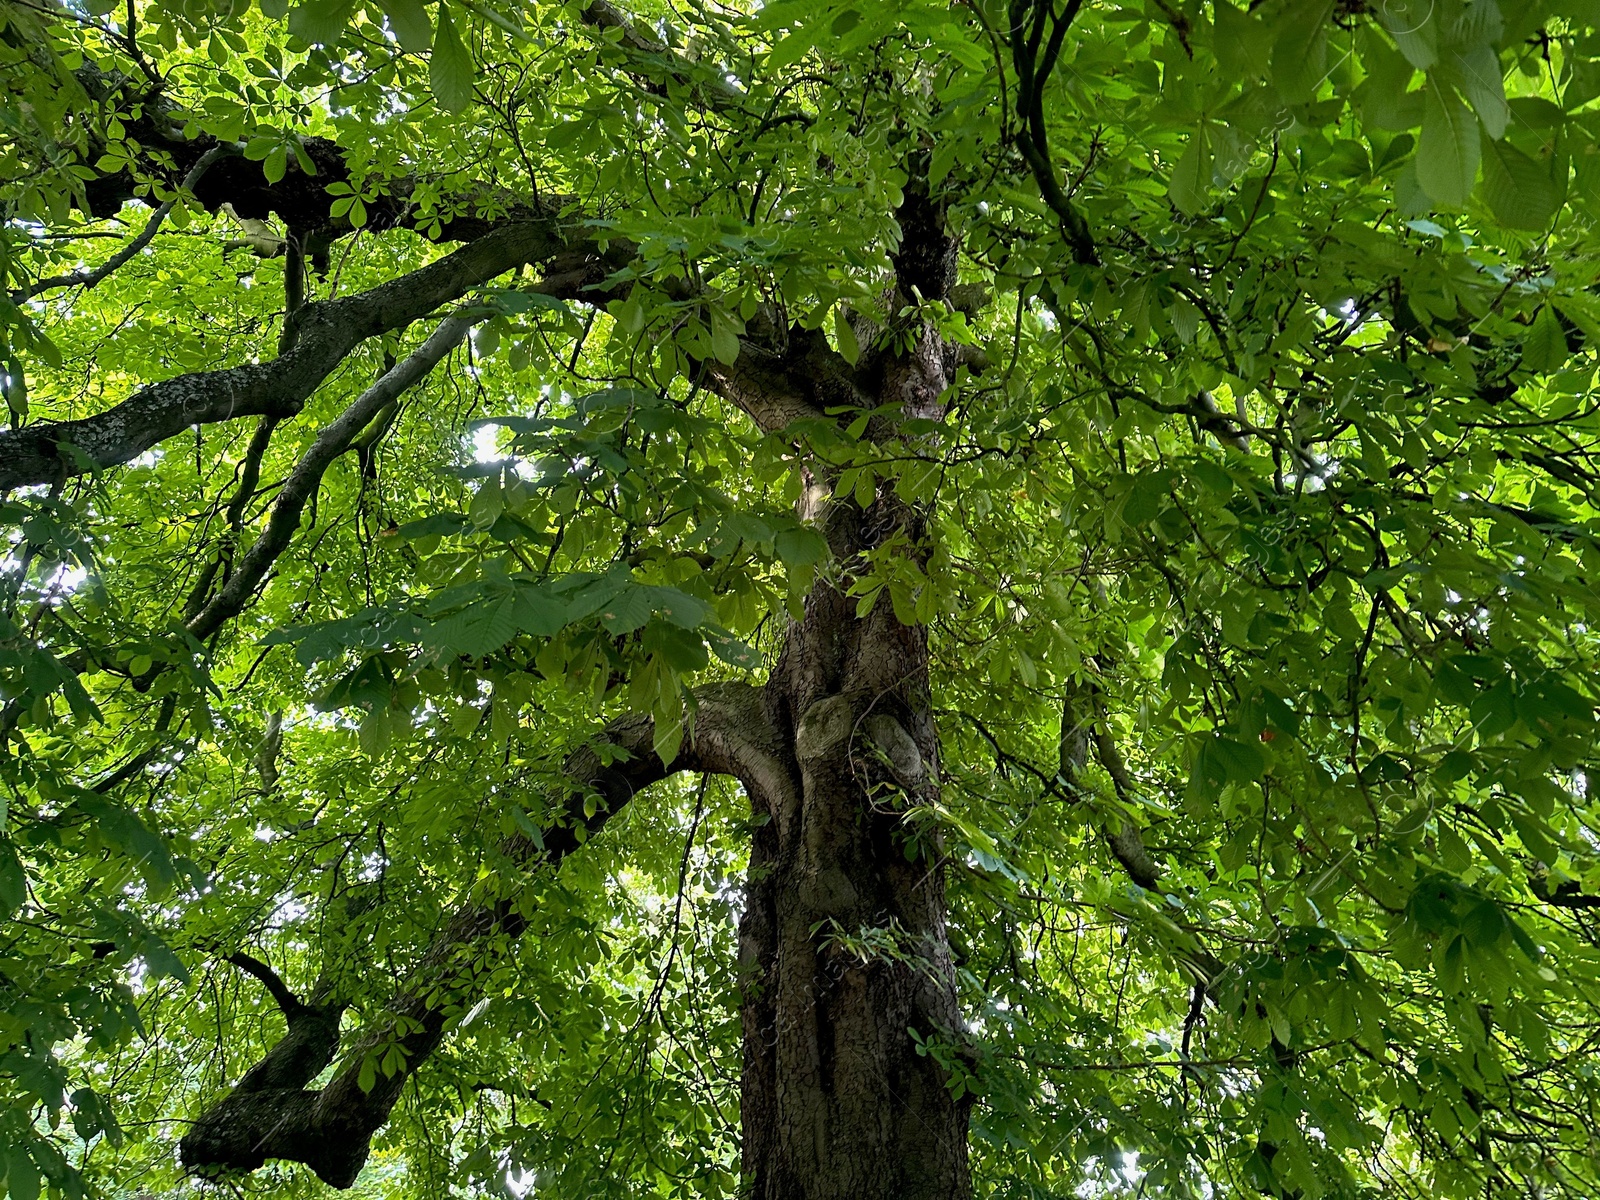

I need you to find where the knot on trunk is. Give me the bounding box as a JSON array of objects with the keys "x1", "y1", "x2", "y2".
[
  {"x1": 180, "y1": 1087, "x2": 372, "y2": 1188},
  {"x1": 862, "y1": 712, "x2": 924, "y2": 787},
  {"x1": 178, "y1": 994, "x2": 367, "y2": 1187},
  {"x1": 794, "y1": 693, "x2": 855, "y2": 762}
]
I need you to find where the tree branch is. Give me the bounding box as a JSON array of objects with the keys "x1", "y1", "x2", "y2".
[
  {"x1": 180, "y1": 682, "x2": 785, "y2": 1187},
  {"x1": 1060, "y1": 682, "x2": 1160, "y2": 891},
  {"x1": 224, "y1": 952, "x2": 304, "y2": 1017},
  {"x1": 185, "y1": 314, "x2": 476, "y2": 640},
  {"x1": 1060, "y1": 682, "x2": 1222, "y2": 992},
  {"x1": 16, "y1": 143, "x2": 239, "y2": 301},
  {"x1": 1008, "y1": 0, "x2": 1098, "y2": 265},
  {"x1": 0, "y1": 218, "x2": 571, "y2": 492}
]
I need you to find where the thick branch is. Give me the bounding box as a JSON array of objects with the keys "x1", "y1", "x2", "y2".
[
  {"x1": 1060, "y1": 687, "x2": 1225, "y2": 1000},
  {"x1": 0, "y1": 219, "x2": 568, "y2": 492},
  {"x1": 1060, "y1": 682, "x2": 1161, "y2": 891},
  {"x1": 185, "y1": 314, "x2": 475, "y2": 639},
  {"x1": 76, "y1": 0, "x2": 762, "y2": 243},
  {"x1": 224, "y1": 952, "x2": 303, "y2": 1016},
  {"x1": 1008, "y1": 0, "x2": 1098, "y2": 265},
  {"x1": 1089, "y1": 719, "x2": 1165, "y2": 892},
  {"x1": 699, "y1": 322, "x2": 861, "y2": 433},
  {"x1": 180, "y1": 682, "x2": 784, "y2": 1187},
  {"x1": 1530, "y1": 875, "x2": 1600, "y2": 910}
]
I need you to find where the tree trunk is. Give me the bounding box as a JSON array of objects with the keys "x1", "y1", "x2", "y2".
[
  {"x1": 739, "y1": 593, "x2": 972, "y2": 1200},
  {"x1": 736, "y1": 180, "x2": 973, "y2": 1199},
  {"x1": 176, "y1": 167, "x2": 975, "y2": 1198}
]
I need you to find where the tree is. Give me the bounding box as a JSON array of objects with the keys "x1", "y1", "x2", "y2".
[{"x1": 5, "y1": 0, "x2": 1600, "y2": 1196}]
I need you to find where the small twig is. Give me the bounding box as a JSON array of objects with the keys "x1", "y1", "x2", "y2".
[{"x1": 16, "y1": 144, "x2": 238, "y2": 301}]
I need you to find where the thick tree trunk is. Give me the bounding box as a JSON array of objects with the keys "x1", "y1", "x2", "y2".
[
  {"x1": 736, "y1": 179, "x2": 972, "y2": 1198},
  {"x1": 739, "y1": 589, "x2": 971, "y2": 1200},
  {"x1": 174, "y1": 154, "x2": 975, "y2": 1198}
]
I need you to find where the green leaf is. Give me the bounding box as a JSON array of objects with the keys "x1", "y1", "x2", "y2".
[
  {"x1": 6, "y1": 1150, "x2": 39, "y2": 1200},
  {"x1": 1211, "y1": 736, "x2": 1265, "y2": 784},
  {"x1": 357, "y1": 1051, "x2": 378, "y2": 1093},
  {"x1": 710, "y1": 306, "x2": 742, "y2": 366},
  {"x1": 833, "y1": 306, "x2": 861, "y2": 366},
  {"x1": 1416, "y1": 79, "x2": 1479, "y2": 206},
  {"x1": 706, "y1": 628, "x2": 760, "y2": 669},
  {"x1": 1214, "y1": 1, "x2": 1270, "y2": 80},
  {"x1": 1125, "y1": 471, "x2": 1173, "y2": 525},
  {"x1": 1380, "y1": 0, "x2": 1439, "y2": 69},
  {"x1": 0, "y1": 841, "x2": 24, "y2": 914},
  {"x1": 653, "y1": 623, "x2": 709, "y2": 672},
  {"x1": 511, "y1": 584, "x2": 567, "y2": 636},
  {"x1": 1480, "y1": 135, "x2": 1561, "y2": 230},
  {"x1": 287, "y1": 0, "x2": 357, "y2": 45},
  {"x1": 430, "y1": 5, "x2": 475, "y2": 113},
  {"x1": 597, "y1": 585, "x2": 655, "y2": 634},
  {"x1": 1521, "y1": 305, "x2": 1568, "y2": 373},
  {"x1": 1270, "y1": 0, "x2": 1334, "y2": 105},
  {"x1": 434, "y1": 593, "x2": 522, "y2": 656},
  {"x1": 1357, "y1": 35, "x2": 1424, "y2": 132},
  {"x1": 75, "y1": 794, "x2": 177, "y2": 895},
  {"x1": 1168, "y1": 126, "x2": 1211, "y2": 215},
  {"x1": 651, "y1": 587, "x2": 711, "y2": 630},
  {"x1": 291, "y1": 137, "x2": 317, "y2": 175},
  {"x1": 768, "y1": 23, "x2": 820, "y2": 70},
  {"x1": 1448, "y1": 45, "x2": 1507, "y2": 139},
  {"x1": 142, "y1": 933, "x2": 190, "y2": 983},
  {"x1": 775, "y1": 527, "x2": 829, "y2": 568},
  {"x1": 263, "y1": 144, "x2": 288, "y2": 185},
  {"x1": 652, "y1": 706, "x2": 685, "y2": 764},
  {"x1": 378, "y1": 0, "x2": 434, "y2": 52}
]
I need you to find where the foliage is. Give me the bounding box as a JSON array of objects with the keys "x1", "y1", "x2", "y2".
[{"x1": 5, "y1": 0, "x2": 1600, "y2": 1197}]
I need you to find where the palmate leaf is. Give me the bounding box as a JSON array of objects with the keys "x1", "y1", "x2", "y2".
[
  {"x1": 264, "y1": 608, "x2": 433, "y2": 665},
  {"x1": 71, "y1": 793, "x2": 178, "y2": 897},
  {"x1": 1213, "y1": 1, "x2": 1271, "y2": 80},
  {"x1": 1381, "y1": 0, "x2": 1439, "y2": 69},
  {"x1": 425, "y1": 581, "x2": 569, "y2": 654},
  {"x1": 706, "y1": 628, "x2": 759, "y2": 669},
  {"x1": 427, "y1": 591, "x2": 522, "y2": 656}
]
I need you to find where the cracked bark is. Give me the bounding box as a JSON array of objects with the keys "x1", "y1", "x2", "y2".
[{"x1": 733, "y1": 182, "x2": 973, "y2": 1200}]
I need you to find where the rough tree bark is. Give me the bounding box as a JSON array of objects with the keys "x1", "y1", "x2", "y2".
[{"x1": 733, "y1": 180, "x2": 973, "y2": 1200}]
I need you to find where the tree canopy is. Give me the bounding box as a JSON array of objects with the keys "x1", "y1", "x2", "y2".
[{"x1": 6, "y1": 0, "x2": 1600, "y2": 1196}]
